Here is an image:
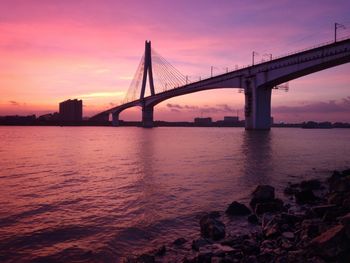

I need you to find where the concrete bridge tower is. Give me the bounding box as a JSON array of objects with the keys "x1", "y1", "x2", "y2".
[
  {"x1": 141, "y1": 41, "x2": 155, "y2": 128},
  {"x1": 244, "y1": 76, "x2": 272, "y2": 130}
]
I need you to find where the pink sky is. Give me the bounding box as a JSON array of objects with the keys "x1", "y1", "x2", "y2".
[{"x1": 0, "y1": 0, "x2": 350, "y2": 123}]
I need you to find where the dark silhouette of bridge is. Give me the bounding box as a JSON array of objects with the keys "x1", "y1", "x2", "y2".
[{"x1": 90, "y1": 37, "x2": 350, "y2": 129}]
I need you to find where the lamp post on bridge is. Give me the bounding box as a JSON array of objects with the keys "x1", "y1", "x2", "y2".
[
  {"x1": 334, "y1": 22, "x2": 346, "y2": 43},
  {"x1": 252, "y1": 51, "x2": 259, "y2": 66}
]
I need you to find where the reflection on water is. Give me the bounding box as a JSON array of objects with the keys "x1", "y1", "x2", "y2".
[
  {"x1": 0, "y1": 126, "x2": 349, "y2": 262},
  {"x1": 241, "y1": 131, "x2": 273, "y2": 186}
]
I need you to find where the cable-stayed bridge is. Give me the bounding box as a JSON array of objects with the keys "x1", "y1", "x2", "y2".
[{"x1": 90, "y1": 38, "x2": 350, "y2": 129}]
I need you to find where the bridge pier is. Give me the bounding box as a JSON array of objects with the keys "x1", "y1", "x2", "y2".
[
  {"x1": 142, "y1": 106, "x2": 154, "y2": 128},
  {"x1": 112, "y1": 112, "x2": 120, "y2": 126},
  {"x1": 245, "y1": 82, "x2": 272, "y2": 130}
]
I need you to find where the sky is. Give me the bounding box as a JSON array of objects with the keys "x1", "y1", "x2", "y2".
[{"x1": 0, "y1": 0, "x2": 350, "y2": 123}]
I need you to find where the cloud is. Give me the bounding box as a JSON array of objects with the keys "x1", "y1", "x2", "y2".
[
  {"x1": 166, "y1": 103, "x2": 238, "y2": 113},
  {"x1": 9, "y1": 100, "x2": 19, "y2": 106},
  {"x1": 166, "y1": 103, "x2": 183, "y2": 109},
  {"x1": 273, "y1": 97, "x2": 350, "y2": 114},
  {"x1": 78, "y1": 91, "x2": 125, "y2": 98}
]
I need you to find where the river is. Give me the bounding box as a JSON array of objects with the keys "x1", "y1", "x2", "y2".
[{"x1": 0, "y1": 126, "x2": 349, "y2": 262}]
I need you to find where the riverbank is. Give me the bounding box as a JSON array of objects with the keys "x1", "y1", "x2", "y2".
[{"x1": 125, "y1": 169, "x2": 350, "y2": 263}]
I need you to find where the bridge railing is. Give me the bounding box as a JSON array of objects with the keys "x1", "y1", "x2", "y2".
[
  {"x1": 176, "y1": 34, "x2": 350, "y2": 87},
  {"x1": 271, "y1": 34, "x2": 350, "y2": 61}
]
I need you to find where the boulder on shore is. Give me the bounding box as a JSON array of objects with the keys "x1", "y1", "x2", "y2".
[
  {"x1": 295, "y1": 189, "x2": 317, "y2": 204},
  {"x1": 199, "y1": 214, "x2": 226, "y2": 241},
  {"x1": 225, "y1": 201, "x2": 251, "y2": 216},
  {"x1": 250, "y1": 185, "x2": 275, "y2": 209},
  {"x1": 300, "y1": 179, "x2": 322, "y2": 191},
  {"x1": 254, "y1": 198, "x2": 284, "y2": 214},
  {"x1": 309, "y1": 224, "x2": 345, "y2": 258}
]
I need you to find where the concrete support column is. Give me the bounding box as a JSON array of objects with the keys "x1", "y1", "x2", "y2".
[
  {"x1": 142, "y1": 106, "x2": 154, "y2": 128},
  {"x1": 112, "y1": 112, "x2": 120, "y2": 126},
  {"x1": 245, "y1": 81, "x2": 272, "y2": 130}
]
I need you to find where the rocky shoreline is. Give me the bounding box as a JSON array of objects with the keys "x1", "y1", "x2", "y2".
[{"x1": 125, "y1": 169, "x2": 350, "y2": 263}]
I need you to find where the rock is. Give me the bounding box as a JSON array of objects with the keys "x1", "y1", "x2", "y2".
[
  {"x1": 200, "y1": 214, "x2": 226, "y2": 240},
  {"x1": 340, "y1": 213, "x2": 350, "y2": 239},
  {"x1": 245, "y1": 255, "x2": 258, "y2": 263},
  {"x1": 137, "y1": 254, "x2": 155, "y2": 263},
  {"x1": 342, "y1": 169, "x2": 350, "y2": 176},
  {"x1": 280, "y1": 223, "x2": 290, "y2": 232},
  {"x1": 210, "y1": 257, "x2": 222, "y2": 263},
  {"x1": 173, "y1": 237, "x2": 187, "y2": 246},
  {"x1": 311, "y1": 204, "x2": 337, "y2": 217},
  {"x1": 209, "y1": 244, "x2": 236, "y2": 257},
  {"x1": 155, "y1": 245, "x2": 166, "y2": 256},
  {"x1": 342, "y1": 195, "x2": 350, "y2": 209},
  {"x1": 330, "y1": 177, "x2": 350, "y2": 192},
  {"x1": 257, "y1": 252, "x2": 275, "y2": 263},
  {"x1": 261, "y1": 214, "x2": 274, "y2": 228},
  {"x1": 340, "y1": 213, "x2": 350, "y2": 226},
  {"x1": 327, "y1": 192, "x2": 344, "y2": 205},
  {"x1": 192, "y1": 238, "x2": 213, "y2": 251},
  {"x1": 220, "y1": 234, "x2": 249, "y2": 248},
  {"x1": 284, "y1": 185, "x2": 299, "y2": 195},
  {"x1": 264, "y1": 223, "x2": 279, "y2": 238},
  {"x1": 295, "y1": 189, "x2": 317, "y2": 204},
  {"x1": 248, "y1": 214, "x2": 259, "y2": 224},
  {"x1": 286, "y1": 250, "x2": 304, "y2": 262},
  {"x1": 242, "y1": 239, "x2": 260, "y2": 255},
  {"x1": 282, "y1": 231, "x2": 295, "y2": 240},
  {"x1": 300, "y1": 179, "x2": 322, "y2": 190},
  {"x1": 226, "y1": 201, "x2": 251, "y2": 216},
  {"x1": 301, "y1": 219, "x2": 322, "y2": 239},
  {"x1": 260, "y1": 239, "x2": 276, "y2": 249},
  {"x1": 254, "y1": 198, "x2": 284, "y2": 214},
  {"x1": 309, "y1": 224, "x2": 345, "y2": 258},
  {"x1": 280, "y1": 239, "x2": 293, "y2": 249},
  {"x1": 307, "y1": 257, "x2": 326, "y2": 263},
  {"x1": 197, "y1": 250, "x2": 213, "y2": 263},
  {"x1": 250, "y1": 185, "x2": 275, "y2": 208},
  {"x1": 183, "y1": 256, "x2": 197, "y2": 263},
  {"x1": 281, "y1": 213, "x2": 303, "y2": 225}
]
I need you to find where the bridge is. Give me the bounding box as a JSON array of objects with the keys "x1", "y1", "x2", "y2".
[{"x1": 90, "y1": 37, "x2": 350, "y2": 130}]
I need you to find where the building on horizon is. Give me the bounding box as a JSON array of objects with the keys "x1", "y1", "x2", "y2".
[
  {"x1": 223, "y1": 116, "x2": 239, "y2": 124},
  {"x1": 59, "y1": 99, "x2": 83, "y2": 122},
  {"x1": 38, "y1": 112, "x2": 60, "y2": 121},
  {"x1": 194, "y1": 117, "x2": 212, "y2": 125}
]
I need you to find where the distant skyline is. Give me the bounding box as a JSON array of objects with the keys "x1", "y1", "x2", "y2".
[{"x1": 0, "y1": 0, "x2": 350, "y2": 122}]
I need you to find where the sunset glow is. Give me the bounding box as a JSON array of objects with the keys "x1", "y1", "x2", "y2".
[{"x1": 1, "y1": 0, "x2": 350, "y2": 122}]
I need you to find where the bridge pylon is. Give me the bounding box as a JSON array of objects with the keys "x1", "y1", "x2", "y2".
[
  {"x1": 140, "y1": 41, "x2": 155, "y2": 99},
  {"x1": 141, "y1": 41, "x2": 155, "y2": 127}
]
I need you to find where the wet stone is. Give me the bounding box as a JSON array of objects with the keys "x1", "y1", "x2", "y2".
[
  {"x1": 192, "y1": 238, "x2": 213, "y2": 251},
  {"x1": 254, "y1": 198, "x2": 284, "y2": 214},
  {"x1": 250, "y1": 185, "x2": 275, "y2": 208},
  {"x1": 247, "y1": 214, "x2": 259, "y2": 224},
  {"x1": 310, "y1": 224, "x2": 345, "y2": 257},
  {"x1": 138, "y1": 254, "x2": 155, "y2": 263},
  {"x1": 282, "y1": 231, "x2": 295, "y2": 240},
  {"x1": 173, "y1": 237, "x2": 187, "y2": 246},
  {"x1": 300, "y1": 179, "x2": 322, "y2": 191},
  {"x1": 284, "y1": 186, "x2": 299, "y2": 196},
  {"x1": 295, "y1": 189, "x2": 317, "y2": 204},
  {"x1": 200, "y1": 214, "x2": 226, "y2": 241},
  {"x1": 226, "y1": 201, "x2": 251, "y2": 216},
  {"x1": 311, "y1": 204, "x2": 337, "y2": 217},
  {"x1": 155, "y1": 245, "x2": 166, "y2": 256}
]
